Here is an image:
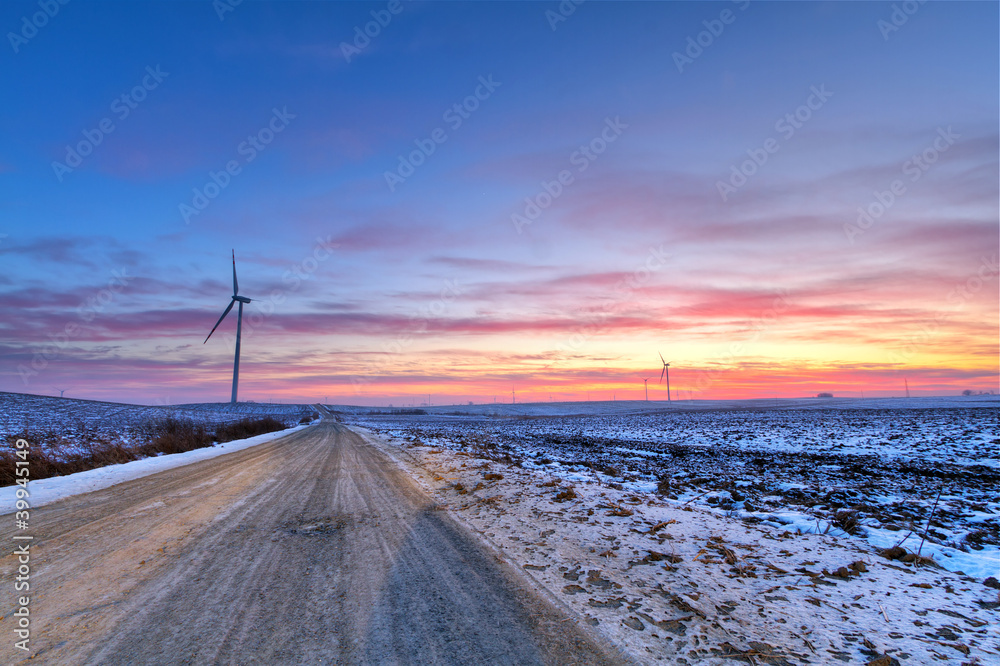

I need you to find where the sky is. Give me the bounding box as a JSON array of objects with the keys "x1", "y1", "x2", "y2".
[{"x1": 1, "y1": 0, "x2": 997, "y2": 406}]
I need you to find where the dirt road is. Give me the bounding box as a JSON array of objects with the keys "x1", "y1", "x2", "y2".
[{"x1": 0, "y1": 419, "x2": 625, "y2": 665}]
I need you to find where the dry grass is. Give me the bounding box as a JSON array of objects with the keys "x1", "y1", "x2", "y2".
[
  {"x1": 136, "y1": 418, "x2": 212, "y2": 456},
  {"x1": 832, "y1": 508, "x2": 862, "y2": 535},
  {"x1": 0, "y1": 435, "x2": 139, "y2": 486},
  {"x1": 214, "y1": 416, "x2": 286, "y2": 443}
]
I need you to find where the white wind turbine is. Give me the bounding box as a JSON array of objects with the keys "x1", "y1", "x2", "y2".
[
  {"x1": 204, "y1": 251, "x2": 253, "y2": 404},
  {"x1": 658, "y1": 352, "x2": 672, "y2": 402}
]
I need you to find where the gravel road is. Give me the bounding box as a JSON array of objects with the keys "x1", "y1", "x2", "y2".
[{"x1": 0, "y1": 419, "x2": 625, "y2": 665}]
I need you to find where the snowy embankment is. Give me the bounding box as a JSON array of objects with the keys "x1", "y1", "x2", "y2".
[
  {"x1": 0, "y1": 391, "x2": 318, "y2": 513},
  {"x1": 360, "y1": 426, "x2": 1000, "y2": 665},
  {"x1": 0, "y1": 424, "x2": 310, "y2": 515},
  {"x1": 1, "y1": 392, "x2": 315, "y2": 449}
]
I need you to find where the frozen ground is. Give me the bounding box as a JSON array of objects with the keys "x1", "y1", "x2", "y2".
[
  {"x1": 359, "y1": 422, "x2": 1000, "y2": 664},
  {"x1": 0, "y1": 391, "x2": 315, "y2": 453},
  {"x1": 344, "y1": 397, "x2": 1000, "y2": 582},
  {"x1": 336, "y1": 394, "x2": 998, "y2": 417},
  {"x1": 360, "y1": 427, "x2": 1000, "y2": 664}
]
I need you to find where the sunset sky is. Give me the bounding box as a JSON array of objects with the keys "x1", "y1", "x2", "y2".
[{"x1": 2, "y1": 1, "x2": 997, "y2": 405}]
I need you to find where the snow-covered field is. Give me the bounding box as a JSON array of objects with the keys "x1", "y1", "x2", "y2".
[
  {"x1": 0, "y1": 392, "x2": 318, "y2": 510},
  {"x1": 345, "y1": 397, "x2": 1000, "y2": 581},
  {"x1": 361, "y1": 426, "x2": 999, "y2": 664},
  {"x1": 0, "y1": 391, "x2": 316, "y2": 452}
]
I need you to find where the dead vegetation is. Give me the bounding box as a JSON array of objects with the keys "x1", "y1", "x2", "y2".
[
  {"x1": 606, "y1": 504, "x2": 634, "y2": 517},
  {"x1": 554, "y1": 487, "x2": 577, "y2": 502},
  {"x1": 213, "y1": 416, "x2": 286, "y2": 442},
  {"x1": 831, "y1": 508, "x2": 862, "y2": 535},
  {"x1": 879, "y1": 545, "x2": 941, "y2": 568}
]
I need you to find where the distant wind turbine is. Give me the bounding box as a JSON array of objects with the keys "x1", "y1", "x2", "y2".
[
  {"x1": 642, "y1": 377, "x2": 650, "y2": 401},
  {"x1": 658, "y1": 352, "x2": 672, "y2": 402},
  {"x1": 52, "y1": 387, "x2": 67, "y2": 398},
  {"x1": 204, "y1": 250, "x2": 253, "y2": 404}
]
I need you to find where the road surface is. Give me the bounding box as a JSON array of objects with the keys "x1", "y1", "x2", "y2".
[{"x1": 0, "y1": 418, "x2": 625, "y2": 665}]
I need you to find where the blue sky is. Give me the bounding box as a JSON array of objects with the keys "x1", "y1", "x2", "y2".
[{"x1": 1, "y1": 1, "x2": 997, "y2": 404}]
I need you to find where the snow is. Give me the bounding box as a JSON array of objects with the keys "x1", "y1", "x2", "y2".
[
  {"x1": 361, "y1": 424, "x2": 1000, "y2": 665},
  {"x1": 345, "y1": 399, "x2": 1000, "y2": 581},
  {"x1": 0, "y1": 424, "x2": 310, "y2": 515}
]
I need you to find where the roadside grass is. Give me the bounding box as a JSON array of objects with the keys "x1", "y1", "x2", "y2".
[
  {"x1": 214, "y1": 416, "x2": 286, "y2": 443},
  {"x1": 0, "y1": 416, "x2": 291, "y2": 485}
]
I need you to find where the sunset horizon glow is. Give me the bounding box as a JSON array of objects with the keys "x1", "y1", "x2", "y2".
[{"x1": 2, "y1": 1, "x2": 997, "y2": 406}]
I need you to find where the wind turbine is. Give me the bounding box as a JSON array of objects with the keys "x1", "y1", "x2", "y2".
[
  {"x1": 642, "y1": 377, "x2": 650, "y2": 401},
  {"x1": 658, "y1": 352, "x2": 671, "y2": 402},
  {"x1": 204, "y1": 251, "x2": 252, "y2": 404}
]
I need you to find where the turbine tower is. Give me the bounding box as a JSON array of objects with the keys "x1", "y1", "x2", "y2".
[
  {"x1": 205, "y1": 250, "x2": 253, "y2": 404},
  {"x1": 658, "y1": 352, "x2": 671, "y2": 402},
  {"x1": 642, "y1": 377, "x2": 650, "y2": 401}
]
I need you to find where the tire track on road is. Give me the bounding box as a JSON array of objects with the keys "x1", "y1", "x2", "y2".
[{"x1": 1, "y1": 420, "x2": 625, "y2": 665}]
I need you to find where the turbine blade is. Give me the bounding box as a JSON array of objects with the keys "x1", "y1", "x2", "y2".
[
  {"x1": 204, "y1": 299, "x2": 236, "y2": 343},
  {"x1": 232, "y1": 250, "x2": 239, "y2": 296},
  {"x1": 660, "y1": 366, "x2": 665, "y2": 382},
  {"x1": 658, "y1": 351, "x2": 665, "y2": 363}
]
